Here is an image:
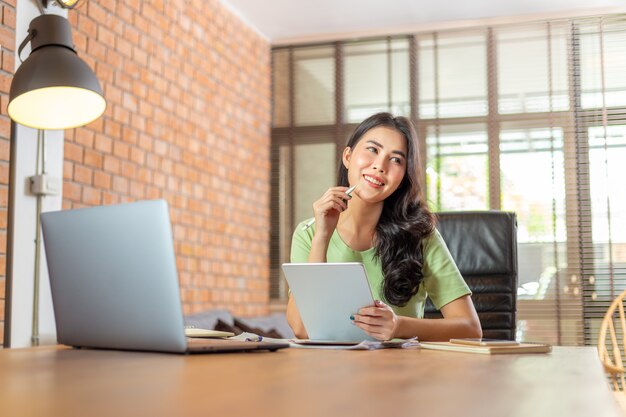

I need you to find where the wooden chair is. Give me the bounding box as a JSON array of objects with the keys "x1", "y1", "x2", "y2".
[
  {"x1": 599, "y1": 289, "x2": 626, "y2": 391},
  {"x1": 598, "y1": 289, "x2": 626, "y2": 414}
]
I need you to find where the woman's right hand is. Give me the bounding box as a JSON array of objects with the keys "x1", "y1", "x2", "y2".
[{"x1": 311, "y1": 186, "x2": 352, "y2": 238}]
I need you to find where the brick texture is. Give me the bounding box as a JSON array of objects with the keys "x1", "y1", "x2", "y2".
[
  {"x1": 0, "y1": 0, "x2": 272, "y2": 344},
  {"x1": 64, "y1": 0, "x2": 272, "y2": 317},
  {"x1": 0, "y1": 0, "x2": 15, "y2": 346}
]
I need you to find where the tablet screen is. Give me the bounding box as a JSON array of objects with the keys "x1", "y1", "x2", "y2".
[{"x1": 282, "y1": 262, "x2": 376, "y2": 342}]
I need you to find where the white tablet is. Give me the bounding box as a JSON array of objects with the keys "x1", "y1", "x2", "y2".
[{"x1": 282, "y1": 262, "x2": 376, "y2": 342}]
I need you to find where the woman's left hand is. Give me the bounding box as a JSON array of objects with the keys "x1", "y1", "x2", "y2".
[{"x1": 351, "y1": 300, "x2": 399, "y2": 341}]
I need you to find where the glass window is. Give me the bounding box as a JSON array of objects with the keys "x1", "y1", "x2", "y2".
[
  {"x1": 293, "y1": 143, "x2": 337, "y2": 226},
  {"x1": 497, "y1": 24, "x2": 569, "y2": 114},
  {"x1": 390, "y1": 40, "x2": 410, "y2": 118},
  {"x1": 418, "y1": 31, "x2": 488, "y2": 118},
  {"x1": 588, "y1": 125, "x2": 626, "y2": 297},
  {"x1": 500, "y1": 126, "x2": 566, "y2": 242},
  {"x1": 294, "y1": 46, "x2": 335, "y2": 126},
  {"x1": 344, "y1": 38, "x2": 409, "y2": 122},
  {"x1": 500, "y1": 124, "x2": 567, "y2": 297},
  {"x1": 425, "y1": 124, "x2": 489, "y2": 211},
  {"x1": 580, "y1": 22, "x2": 626, "y2": 109},
  {"x1": 272, "y1": 140, "x2": 336, "y2": 299},
  {"x1": 500, "y1": 125, "x2": 568, "y2": 344}
]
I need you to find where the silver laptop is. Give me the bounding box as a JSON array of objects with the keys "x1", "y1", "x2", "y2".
[{"x1": 40, "y1": 200, "x2": 288, "y2": 354}]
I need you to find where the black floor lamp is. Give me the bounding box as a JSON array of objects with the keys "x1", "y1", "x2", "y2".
[{"x1": 3, "y1": 1, "x2": 105, "y2": 347}]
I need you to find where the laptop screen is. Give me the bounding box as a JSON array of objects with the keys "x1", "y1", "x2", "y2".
[{"x1": 41, "y1": 200, "x2": 188, "y2": 353}]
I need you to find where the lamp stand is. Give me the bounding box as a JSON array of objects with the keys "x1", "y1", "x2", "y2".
[{"x1": 30, "y1": 129, "x2": 47, "y2": 346}]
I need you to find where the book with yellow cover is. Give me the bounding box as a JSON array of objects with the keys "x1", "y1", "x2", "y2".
[{"x1": 420, "y1": 341, "x2": 551, "y2": 354}]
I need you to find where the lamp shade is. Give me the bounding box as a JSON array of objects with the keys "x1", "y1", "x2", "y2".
[
  {"x1": 43, "y1": 0, "x2": 82, "y2": 9},
  {"x1": 8, "y1": 14, "x2": 105, "y2": 130}
]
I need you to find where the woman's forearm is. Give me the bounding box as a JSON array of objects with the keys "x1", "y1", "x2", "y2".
[
  {"x1": 307, "y1": 234, "x2": 331, "y2": 262},
  {"x1": 393, "y1": 295, "x2": 482, "y2": 341},
  {"x1": 395, "y1": 316, "x2": 483, "y2": 341},
  {"x1": 286, "y1": 295, "x2": 308, "y2": 338}
]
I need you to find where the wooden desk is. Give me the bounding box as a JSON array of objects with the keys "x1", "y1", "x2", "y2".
[{"x1": 0, "y1": 345, "x2": 619, "y2": 417}]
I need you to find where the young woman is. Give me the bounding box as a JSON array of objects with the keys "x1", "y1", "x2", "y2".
[{"x1": 287, "y1": 112, "x2": 482, "y2": 341}]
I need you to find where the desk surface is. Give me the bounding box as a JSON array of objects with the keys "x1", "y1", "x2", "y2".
[{"x1": 0, "y1": 345, "x2": 619, "y2": 417}]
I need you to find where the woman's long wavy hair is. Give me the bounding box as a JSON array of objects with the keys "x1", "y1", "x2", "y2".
[{"x1": 337, "y1": 112, "x2": 435, "y2": 307}]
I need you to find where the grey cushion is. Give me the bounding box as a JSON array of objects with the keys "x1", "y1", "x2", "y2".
[
  {"x1": 236, "y1": 313, "x2": 295, "y2": 339},
  {"x1": 184, "y1": 309, "x2": 235, "y2": 330},
  {"x1": 184, "y1": 309, "x2": 295, "y2": 339}
]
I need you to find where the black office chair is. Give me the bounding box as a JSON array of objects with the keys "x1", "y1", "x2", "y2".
[{"x1": 424, "y1": 211, "x2": 518, "y2": 340}]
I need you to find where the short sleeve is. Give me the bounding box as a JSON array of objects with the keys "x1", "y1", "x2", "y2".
[
  {"x1": 421, "y1": 229, "x2": 471, "y2": 310},
  {"x1": 290, "y1": 219, "x2": 315, "y2": 263}
]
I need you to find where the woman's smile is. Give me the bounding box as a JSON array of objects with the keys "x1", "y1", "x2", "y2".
[{"x1": 363, "y1": 174, "x2": 385, "y2": 188}]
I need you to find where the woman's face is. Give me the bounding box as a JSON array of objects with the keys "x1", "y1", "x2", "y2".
[{"x1": 343, "y1": 126, "x2": 408, "y2": 204}]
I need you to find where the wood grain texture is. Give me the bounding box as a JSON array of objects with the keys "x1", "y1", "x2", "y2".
[{"x1": 0, "y1": 346, "x2": 619, "y2": 417}]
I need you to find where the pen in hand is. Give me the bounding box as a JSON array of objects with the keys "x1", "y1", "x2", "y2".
[{"x1": 302, "y1": 184, "x2": 357, "y2": 231}]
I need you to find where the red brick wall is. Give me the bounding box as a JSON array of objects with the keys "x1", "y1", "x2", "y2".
[
  {"x1": 64, "y1": 0, "x2": 272, "y2": 317},
  {"x1": 0, "y1": 0, "x2": 15, "y2": 345},
  {"x1": 1, "y1": 0, "x2": 271, "y2": 343}
]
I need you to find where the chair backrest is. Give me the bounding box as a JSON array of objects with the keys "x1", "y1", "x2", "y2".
[
  {"x1": 598, "y1": 289, "x2": 626, "y2": 391},
  {"x1": 425, "y1": 211, "x2": 518, "y2": 340}
]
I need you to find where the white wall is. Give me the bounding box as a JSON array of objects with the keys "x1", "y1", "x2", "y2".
[{"x1": 7, "y1": 0, "x2": 67, "y2": 347}]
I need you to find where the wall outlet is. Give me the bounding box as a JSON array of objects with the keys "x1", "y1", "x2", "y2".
[{"x1": 30, "y1": 174, "x2": 61, "y2": 196}]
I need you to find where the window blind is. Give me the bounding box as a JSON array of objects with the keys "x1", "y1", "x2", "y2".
[{"x1": 270, "y1": 14, "x2": 626, "y2": 346}]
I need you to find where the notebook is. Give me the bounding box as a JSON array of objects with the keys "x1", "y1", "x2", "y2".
[
  {"x1": 282, "y1": 262, "x2": 377, "y2": 343},
  {"x1": 40, "y1": 200, "x2": 289, "y2": 354},
  {"x1": 420, "y1": 341, "x2": 552, "y2": 355}
]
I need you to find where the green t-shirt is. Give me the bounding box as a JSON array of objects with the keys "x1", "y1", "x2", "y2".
[{"x1": 290, "y1": 219, "x2": 471, "y2": 318}]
